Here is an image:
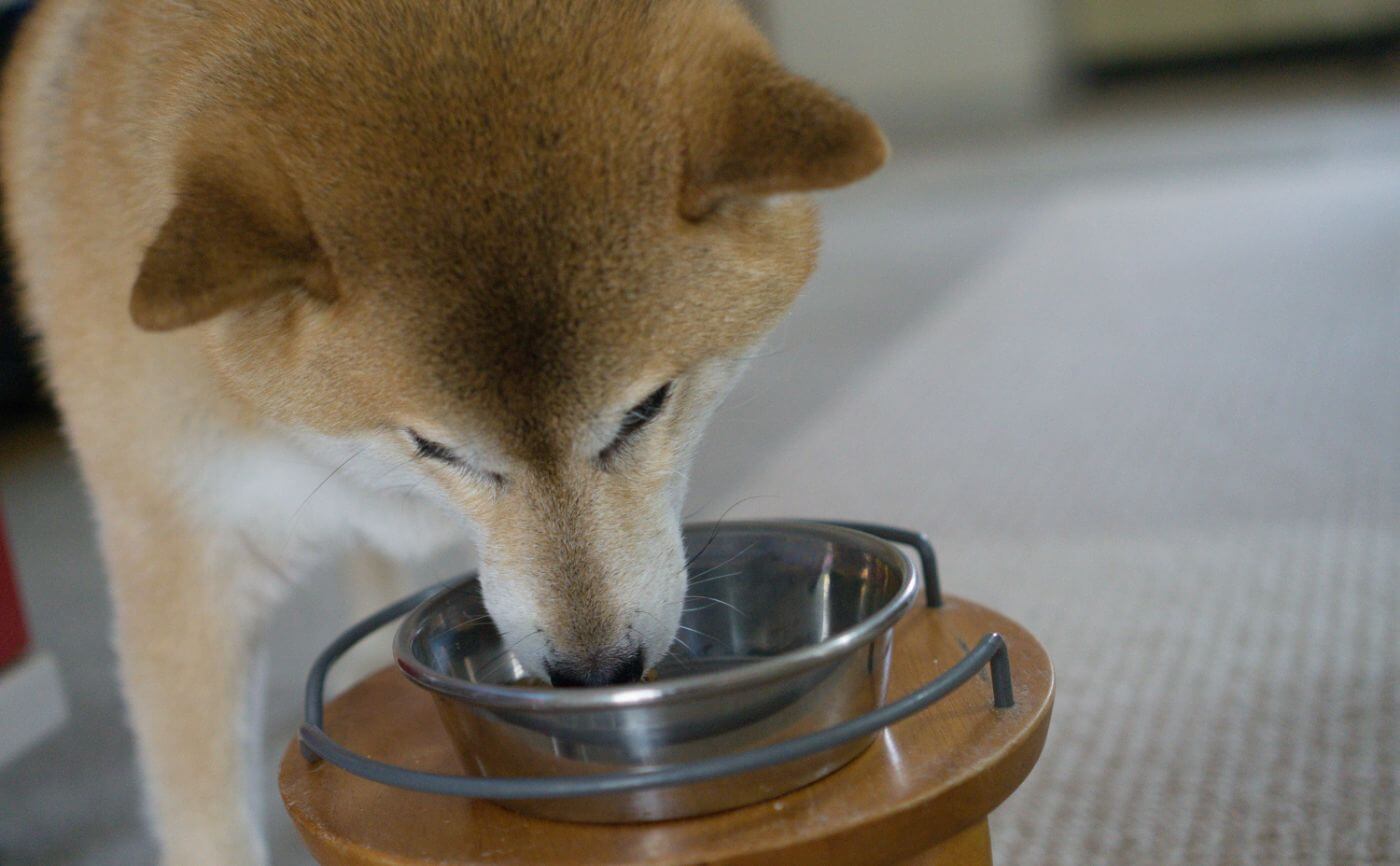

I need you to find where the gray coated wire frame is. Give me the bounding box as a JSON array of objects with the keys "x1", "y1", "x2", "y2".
[{"x1": 298, "y1": 522, "x2": 1012, "y2": 799}]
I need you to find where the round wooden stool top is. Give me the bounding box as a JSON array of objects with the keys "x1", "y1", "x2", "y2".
[{"x1": 279, "y1": 596, "x2": 1053, "y2": 866}]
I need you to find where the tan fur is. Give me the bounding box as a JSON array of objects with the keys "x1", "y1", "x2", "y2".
[{"x1": 2, "y1": 1, "x2": 885, "y2": 863}]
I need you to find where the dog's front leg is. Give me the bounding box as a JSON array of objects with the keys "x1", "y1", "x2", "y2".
[{"x1": 103, "y1": 511, "x2": 276, "y2": 866}]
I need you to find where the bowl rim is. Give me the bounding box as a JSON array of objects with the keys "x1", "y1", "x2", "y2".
[{"x1": 392, "y1": 520, "x2": 919, "y2": 712}]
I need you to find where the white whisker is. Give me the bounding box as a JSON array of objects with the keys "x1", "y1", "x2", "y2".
[{"x1": 684, "y1": 594, "x2": 746, "y2": 617}]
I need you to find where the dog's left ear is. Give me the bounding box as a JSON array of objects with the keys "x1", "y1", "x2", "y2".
[
  {"x1": 130, "y1": 165, "x2": 333, "y2": 331},
  {"x1": 683, "y1": 54, "x2": 889, "y2": 219}
]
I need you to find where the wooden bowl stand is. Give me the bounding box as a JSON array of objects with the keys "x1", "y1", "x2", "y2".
[{"x1": 279, "y1": 595, "x2": 1053, "y2": 866}]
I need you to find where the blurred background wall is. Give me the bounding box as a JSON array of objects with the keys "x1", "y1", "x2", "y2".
[
  {"x1": 1067, "y1": 0, "x2": 1400, "y2": 64},
  {"x1": 745, "y1": 0, "x2": 1399, "y2": 133},
  {"x1": 763, "y1": 0, "x2": 1060, "y2": 134}
]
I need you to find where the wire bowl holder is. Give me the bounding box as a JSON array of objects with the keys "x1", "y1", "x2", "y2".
[{"x1": 298, "y1": 521, "x2": 1015, "y2": 800}]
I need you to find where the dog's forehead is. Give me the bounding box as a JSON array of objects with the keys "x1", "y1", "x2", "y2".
[
  {"x1": 217, "y1": 1, "x2": 813, "y2": 446},
  {"x1": 322, "y1": 143, "x2": 770, "y2": 434},
  {"x1": 406, "y1": 253, "x2": 754, "y2": 444},
  {"x1": 258, "y1": 0, "x2": 704, "y2": 225},
  {"x1": 258, "y1": 1, "x2": 748, "y2": 332}
]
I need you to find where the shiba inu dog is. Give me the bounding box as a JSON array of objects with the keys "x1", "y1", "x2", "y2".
[{"x1": 2, "y1": 0, "x2": 885, "y2": 862}]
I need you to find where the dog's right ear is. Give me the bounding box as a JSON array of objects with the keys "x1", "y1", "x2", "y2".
[{"x1": 130, "y1": 167, "x2": 333, "y2": 331}]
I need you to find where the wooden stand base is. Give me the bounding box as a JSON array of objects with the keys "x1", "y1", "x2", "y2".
[
  {"x1": 895, "y1": 820, "x2": 993, "y2": 865},
  {"x1": 280, "y1": 595, "x2": 1052, "y2": 866}
]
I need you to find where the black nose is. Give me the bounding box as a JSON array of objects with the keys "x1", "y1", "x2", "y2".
[{"x1": 546, "y1": 647, "x2": 647, "y2": 688}]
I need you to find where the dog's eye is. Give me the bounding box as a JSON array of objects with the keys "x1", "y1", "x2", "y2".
[
  {"x1": 408, "y1": 430, "x2": 506, "y2": 487},
  {"x1": 410, "y1": 430, "x2": 460, "y2": 464},
  {"x1": 599, "y1": 382, "x2": 672, "y2": 464}
]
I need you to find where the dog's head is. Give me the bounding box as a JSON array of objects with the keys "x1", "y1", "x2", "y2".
[{"x1": 131, "y1": 0, "x2": 885, "y2": 684}]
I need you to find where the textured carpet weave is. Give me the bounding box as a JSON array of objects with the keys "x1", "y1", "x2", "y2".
[{"x1": 718, "y1": 157, "x2": 1400, "y2": 865}]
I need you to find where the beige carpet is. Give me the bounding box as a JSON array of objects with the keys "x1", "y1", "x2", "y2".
[{"x1": 708, "y1": 157, "x2": 1400, "y2": 864}]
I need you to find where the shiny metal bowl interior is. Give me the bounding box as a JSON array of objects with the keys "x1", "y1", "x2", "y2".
[{"x1": 394, "y1": 520, "x2": 917, "y2": 822}]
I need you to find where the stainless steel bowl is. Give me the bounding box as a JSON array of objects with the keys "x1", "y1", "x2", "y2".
[{"x1": 393, "y1": 520, "x2": 918, "y2": 822}]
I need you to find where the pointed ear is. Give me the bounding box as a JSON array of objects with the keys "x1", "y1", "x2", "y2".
[
  {"x1": 683, "y1": 55, "x2": 889, "y2": 218},
  {"x1": 130, "y1": 170, "x2": 333, "y2": 331}
]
